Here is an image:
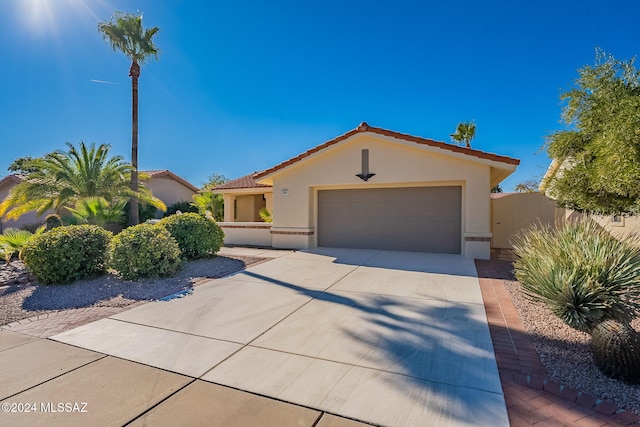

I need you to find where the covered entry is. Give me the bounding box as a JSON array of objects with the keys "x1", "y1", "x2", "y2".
[{"x1": 317, "y1": 186, "x2": 462, "y2": 253}]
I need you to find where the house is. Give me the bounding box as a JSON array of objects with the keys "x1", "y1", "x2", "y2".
[
  {"x1": 143, "y1": 170, "x2": 200, "y2": 209},
  {"x1": 540, "y1": 159, "x2": 640, "y2": 239},
  {"x1": 213, "y1": 122, "x2": 520, "y2": 259},
  {"x1": 0, "y1": 170, "x2": 199, "y2": 232}
]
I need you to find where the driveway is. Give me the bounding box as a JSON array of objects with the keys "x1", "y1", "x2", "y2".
[{"x1": 52, "y1": 248, "x2": 508, "y2": 426}]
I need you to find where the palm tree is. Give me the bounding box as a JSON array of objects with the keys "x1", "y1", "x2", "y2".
[
  {"x1": 98, "y1": 11, "x2": 159, "y2": 225},
  {"x1": 451, "y1": 121, "x2": 476, "y2": 148},
  {"x1": 0, "y1": 142, "x2": 165, "y2": 222}
]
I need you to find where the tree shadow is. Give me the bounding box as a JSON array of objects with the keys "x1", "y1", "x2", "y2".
[{"x1": 241, "y1": 266, "x2": 507, "y2": 425}]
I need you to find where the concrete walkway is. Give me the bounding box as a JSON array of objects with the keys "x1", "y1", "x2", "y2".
[{"x1": 45, "y1": 247, "x2": 507, "y2": 427}]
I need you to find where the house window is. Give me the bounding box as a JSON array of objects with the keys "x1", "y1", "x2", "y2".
[{"x1": 611, "y1": 215, "x2": 624, "y2": 227}]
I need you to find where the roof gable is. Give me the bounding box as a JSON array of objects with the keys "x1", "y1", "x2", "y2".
[
  {"x1": 143, "y1": 170, "x2": 200, "y2": 192},
  {"x1": 254, "y1": 122, "x2": 520, "y2": 180}
]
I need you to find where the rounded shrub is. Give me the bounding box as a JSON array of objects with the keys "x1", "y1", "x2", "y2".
[
  {"x1": 22, "y1": 225, "x2": 112, "y2": 284},
  {"x1": 158, "y1": 213, "x2": 224, "y2": 260},
  {"x1": 110, "y1": 224, "x2": 182, "y2": 280}
]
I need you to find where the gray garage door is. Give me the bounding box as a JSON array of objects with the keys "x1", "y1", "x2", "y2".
[{"x1": 318, "y1": 186, "x2": 461, "y2": 253}]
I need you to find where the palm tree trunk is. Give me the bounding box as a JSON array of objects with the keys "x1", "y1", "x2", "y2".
[{"x1": 129, "y1": 61, "x2": 140, "y2": 226}]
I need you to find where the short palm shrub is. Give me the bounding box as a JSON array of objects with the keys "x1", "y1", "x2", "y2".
[
  {"x1": 513, "y1": 220, "x2": 640, "y2": 383},
  {"x1": 164, "y1": 200, "x2": 199, "y2": 216},
  {"x1": 158, "y1": 213, "x2": 224, "y2": 260},
  {"x1": 110, "y1": 224, "x2": 182, "y2": 280},
  {"x1": 0, "y1": 227, "x2": 43, "y2": 265},
  {"x1": 22, "y1": 225, "x2": 112, "y2": 284}
]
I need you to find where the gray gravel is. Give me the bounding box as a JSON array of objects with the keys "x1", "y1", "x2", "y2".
[
  {"x1": 0, "y1": 256, "x2": 264, "y2": 327},
  {"x1": 504, "y1": 279, "x2": 640, "y2": 415}
]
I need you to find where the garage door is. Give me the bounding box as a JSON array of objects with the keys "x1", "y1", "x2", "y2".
[{"x1": 318, "y1": 186, "x2": 461, "y2": 253}]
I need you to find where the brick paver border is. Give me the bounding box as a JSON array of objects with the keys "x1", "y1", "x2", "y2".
[{"x1": 476, "y1": 259, "x2": 640, "y2": 426}]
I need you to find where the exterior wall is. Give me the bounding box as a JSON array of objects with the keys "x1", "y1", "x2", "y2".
[
  {"x1": 218, "y1": 222, "x2": 272, "y2": 247},
  {"x1": 555, "y1": 209, "x2": 640, "y2": 241},
  {"x1": 146, "y1": 177, "x2": 197, "y2": 207},
  {"x1": 266, "y1": 133, "x2": 495, "y2": 258},
  {"x1": 491, "y1": 192, "x2": 556, "y2": 248}
]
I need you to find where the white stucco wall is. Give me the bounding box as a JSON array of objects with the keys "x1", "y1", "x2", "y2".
[{"x1": 262, "y1": 133, "x2": 499, "y2": 258}]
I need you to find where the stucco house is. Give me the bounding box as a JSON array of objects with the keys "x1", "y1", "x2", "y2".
[
  {"x1": 0, "y1": 169, "x2": 199, "y2": 232},
  {"x1": 213, "y1": 122, "x2": 520, "y2": 259}
]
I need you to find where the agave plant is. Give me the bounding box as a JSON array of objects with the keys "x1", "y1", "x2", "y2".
[
  {"x1": 0, "y1": 226, "x2": 45, "y2": 265},
  {"x1": 513, "y1": 220, "x2": 640, "y2": 383}
]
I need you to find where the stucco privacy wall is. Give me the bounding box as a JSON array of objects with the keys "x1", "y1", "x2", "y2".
[
  {"x1": 0, "y1": 179, "x2": 45, "y2": 232},
  {"x1": 260, "y1": 132, "x2": 496, "y2": 258},
  {"x1": 490, "y1": 192, "x2": 556, "y2": 249}
]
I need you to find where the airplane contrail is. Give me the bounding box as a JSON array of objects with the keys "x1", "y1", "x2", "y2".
[{"x1": 90, "y1": 79, "x2": 116, "y2": 85}]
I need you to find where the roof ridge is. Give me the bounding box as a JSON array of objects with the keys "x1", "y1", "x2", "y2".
[{"x1": 254, "y1": 123, "x2": 519, "y2": 179}]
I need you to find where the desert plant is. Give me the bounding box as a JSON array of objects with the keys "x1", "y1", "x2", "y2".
[
  {"x1": 259, "y1": 207, "x2": 272, "y2": 223},
  {"x1": 0, "y1": 226, "x2": 45, "y2": 265},
  {"x1": 158, "y1": 213, "x2": 224, "y2": 260},
  {"x1": 110, "y1": 224, "x2": 182, "y2": 280},
  {"x1": 22, "y1": 225, "x2": 112, "y2": 284},
  {"x1": 513, "y1": 220, "x2": 640, "y2": 383},
  {"x1": 191, "y1": 191, "x2": 224, "y2": 221}
]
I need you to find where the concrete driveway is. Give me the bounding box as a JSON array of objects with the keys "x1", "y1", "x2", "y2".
[{"x1": 52, "y1": 248, "x2": 508, "y2": 426}]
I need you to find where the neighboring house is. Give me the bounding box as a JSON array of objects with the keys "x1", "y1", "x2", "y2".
[
  {"x1": 540, "y1": 159, "x2": 640, "y2": 239},
  {"x1": 213, "y1": 122, "x2": 520, "y2": 259},
  {"x1": 143, "y1": 170, "x2": 200, "y2": 210},
  {"x1": 0, "y1": 169, "x2": 199, "y2": 231}
]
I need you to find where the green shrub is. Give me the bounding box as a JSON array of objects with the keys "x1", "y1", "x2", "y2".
[
  {"x1": 22, "y1": 225, "x2": 112, "y2": 284},
  {"x1": 159, "y1": 213, "x2": 224, "y2": 260},
  {"x1": 164, "y1": 200, "x2": 199, "y2": 217},
  {"x1": 110, "y1": 224, "x2": 182, "y2": 280}
]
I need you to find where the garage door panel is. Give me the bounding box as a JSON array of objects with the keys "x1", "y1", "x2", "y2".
[{"x1": 318, "y1": 187, "x2": 461, "y2": 253}]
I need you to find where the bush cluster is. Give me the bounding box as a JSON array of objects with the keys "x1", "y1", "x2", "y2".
[
  {"x1": 22, "y1": 225, "x2": 112, "y2": 284},
  {"x1": 159, "y1": 213, "x2": 224, "y2": 260},
  {"x1": 110, "y1": 224, "x2": 182, "y2": 280}
]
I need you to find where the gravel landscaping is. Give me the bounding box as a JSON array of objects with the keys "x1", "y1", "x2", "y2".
[
  {"x1": 504, "y1": 276, "x2": 640, "y2": 416},
  {"x1": 0, "y1": 256, "x2": 265, "y2": 327}
]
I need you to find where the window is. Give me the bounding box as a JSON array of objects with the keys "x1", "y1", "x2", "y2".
[{"x1": 611, "y1": 215, "x2": 624, "y2": 227}]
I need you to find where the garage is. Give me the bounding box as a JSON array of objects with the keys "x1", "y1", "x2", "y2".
[{"x1": 317, "y1": 186, "x2": 462, "y2": 253}]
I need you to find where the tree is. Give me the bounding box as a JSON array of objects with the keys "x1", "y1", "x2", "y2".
[
  {"x1": 0, "y1": 142, "x2": 165, "y2": 221},
  {"x1": 450, "y1": 121, "x2": 476, "y2": 148},
  {"x1": 545, "y1": 50, "x2": 640, "y2": 215},
  {"x1": 202, "y1": 173, "x2": 229, "y2": 190},
  {"x1": 98, "y1": 11, "x2": 159, "y2": 225},
  {"x1": 514, "y1": 179, "x2": 539, "y2": 193},
  {"x1": 490, "y1": 185, "x2": 503, "y2": 193}
]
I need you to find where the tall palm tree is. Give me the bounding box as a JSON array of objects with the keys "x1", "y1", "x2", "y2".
[
  {"x1": 98, "y1": 11, "x2": 159, "y2": 225},
  {"x1": 0, "y1": 142, "x2": 165, "y2": 221},
  {"x1": 451, "y1": 121, "x2": 476, "y2": 148}
]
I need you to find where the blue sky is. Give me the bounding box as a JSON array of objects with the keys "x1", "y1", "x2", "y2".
[{"x1": 1, "y1": 0, "x2": 638, "y2": 190}]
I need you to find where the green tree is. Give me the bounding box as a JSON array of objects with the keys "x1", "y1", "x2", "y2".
[
  {"x1": 545, "y1": 50, "x2": 640, "y2": 215},
  {"x1": 98, "y1": 11, "x2": 159, "y2": 225},
  {"x1": 202, "y1": 173, "x2": 229, "y2": 190},
  {"x1": 490, "y1": 185, "x2": 503, "y2": 193},
  {"x1": 450, "y1": 121, "x2": 476, "y2": 148},
  {"x1": 0, "y1": 142, "x2": 165, "y2": 222}
]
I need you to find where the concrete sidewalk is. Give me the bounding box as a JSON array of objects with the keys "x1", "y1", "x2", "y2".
[{"x1": 49, "y1": 247, "x2": 507, "y2": 426}]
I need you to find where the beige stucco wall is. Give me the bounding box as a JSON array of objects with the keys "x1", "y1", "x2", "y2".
[
  {"x1": 234, "y1": 194, "x2": 266, "y2": 222},
  {"x1": 490, "y1": 192, "x2": 556, "y2": 248},
  {"x1": 555, "y1": 209, "x2": 640, "y2": 241},
  {"x1": 146, "y1": 177, "x2": 197, "y2": 207},
  {"x1": 218, "y1": 222, "x2": 272, "y2": 247},
  {"x1": 261, "y1": 133, "x2": 502, "y2": 258}
]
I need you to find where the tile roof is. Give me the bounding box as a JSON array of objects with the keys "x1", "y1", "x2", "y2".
[
  {"x1": 255, "y1": 122, "x2": 520, "y2": 179},
  {"x1": 213, "y1": 173, "x2": 273, "y2": 190},
  {"x1": 0, "y1": 174, "x2": 25, "y2": 188},
  {"x1": 142, "y1": 170, "x2": 200, "y2": 192}
]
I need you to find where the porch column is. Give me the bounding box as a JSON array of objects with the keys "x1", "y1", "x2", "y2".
[{"x1": 223, "y1": 194, "x2": 235, "y2": 222}]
